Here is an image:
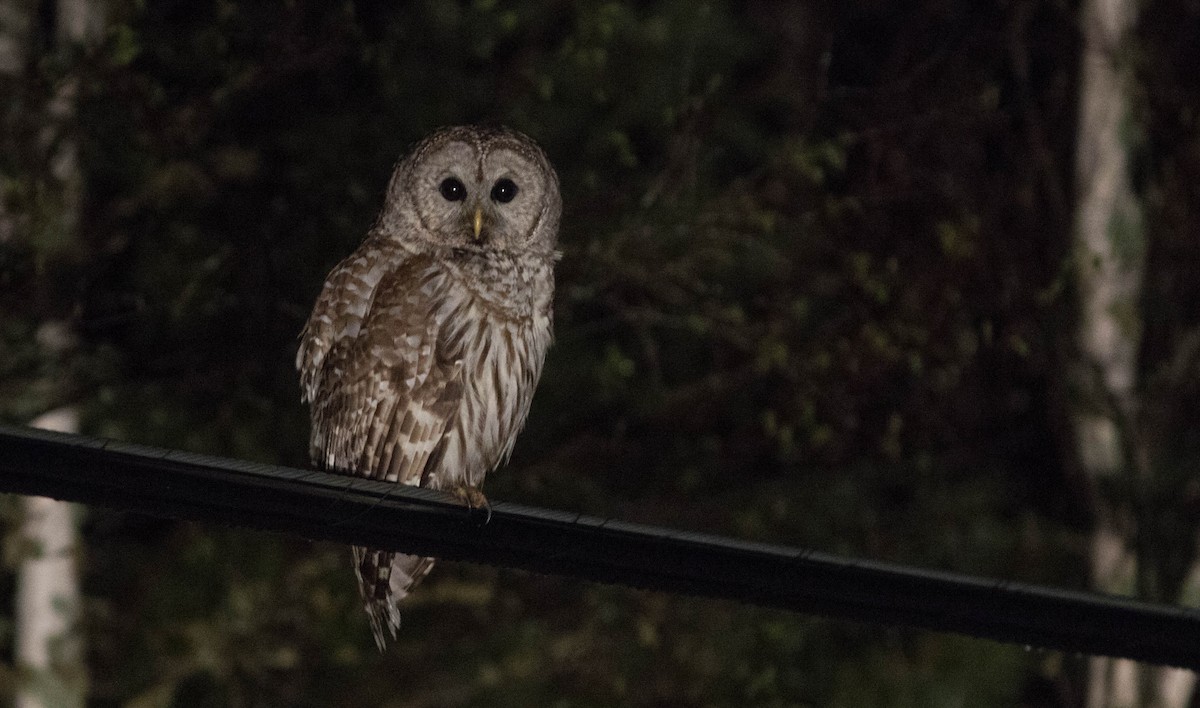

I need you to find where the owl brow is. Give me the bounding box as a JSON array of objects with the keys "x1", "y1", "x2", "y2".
[{"x1": 481, "y1": 136, "x2": 542, "y2": 175}]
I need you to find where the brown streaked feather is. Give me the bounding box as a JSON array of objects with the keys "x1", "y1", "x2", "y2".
[
  {"x1": 352, "y1": 547, "x2": 435, "y2": 650},
  {"x1": 296, "y1": 237, "x2": 397, "y2": 406},
  {"x1": 304, "y1": 253, "x2": 465, "y2": 484},
  {"x1": 298, "y1": 251, "x2": 469, "y2": 647}
]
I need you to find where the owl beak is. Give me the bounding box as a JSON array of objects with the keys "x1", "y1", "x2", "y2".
[{"x1": 472, "y1": 208, "x2": 484, "y2": 242}]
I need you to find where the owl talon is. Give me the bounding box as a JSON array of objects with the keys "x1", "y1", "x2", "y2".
[{"x1": 449, "y1": 484, "x2": 492, "y2": 526}]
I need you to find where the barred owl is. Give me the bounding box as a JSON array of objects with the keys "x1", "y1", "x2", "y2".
[{"x1": 296, "y1": 125, "x2": 560, "y2": 649}]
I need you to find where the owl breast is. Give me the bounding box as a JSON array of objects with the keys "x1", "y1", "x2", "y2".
[{"x1": 428, "y1": 249, "x2": 555, "y2": 489}]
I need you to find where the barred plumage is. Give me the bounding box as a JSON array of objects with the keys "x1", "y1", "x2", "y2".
[{"x1": 297, "y1": 126, "x2": 560, "y2": 648}]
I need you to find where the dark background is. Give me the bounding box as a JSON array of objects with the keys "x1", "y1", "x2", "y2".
[{"x1": 2, "y1": 1, "x2": 1199, "y2": 705}]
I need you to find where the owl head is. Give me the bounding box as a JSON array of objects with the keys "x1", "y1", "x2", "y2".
[{"x1": 379, "y1": 125, "x2": 561, "y2": 254}]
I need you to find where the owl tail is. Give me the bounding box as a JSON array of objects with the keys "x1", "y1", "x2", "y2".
[{"x1": 352, "y1": 546, "x2": 436, "y2": 650}]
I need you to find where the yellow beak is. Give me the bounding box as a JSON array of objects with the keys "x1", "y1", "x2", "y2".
[{"x1": 473, "y1": 208, "x2": 484, "y2": 241}]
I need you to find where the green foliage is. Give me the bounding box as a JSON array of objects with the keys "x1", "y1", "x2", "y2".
[{"x1": 2, "y1": 0, "x2": 1199, "y2": 705}]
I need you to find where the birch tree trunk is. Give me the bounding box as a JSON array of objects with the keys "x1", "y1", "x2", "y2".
[
  {"x1": 16, "y1": 408, "x2": 86, "y2": 708},
  {"x1": 4, "y1": 1, "x2": 105, "y2": 706},
  {"x1": 1073, "y1": 0, "x2": 1196, "y2": 705}
]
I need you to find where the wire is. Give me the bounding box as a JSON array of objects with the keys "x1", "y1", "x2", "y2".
[{"x1": 0, "y1": 423, "x2": 1197, "y2": 668}]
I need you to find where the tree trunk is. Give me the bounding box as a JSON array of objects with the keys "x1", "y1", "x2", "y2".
[
  {"x1": 16, "y1": 408, "x2": 86, "y2": 708},
  {"x1": 1072, "y1": 0, "x2": 1196, "y2": 705},
  {"x1": 5, "y1": 1, "x2": 105, "y2": 706}
]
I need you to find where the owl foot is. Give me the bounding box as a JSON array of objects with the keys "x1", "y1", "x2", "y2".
[{"x1": 448, "y1": 484, "x2": 492, "y2": 526}]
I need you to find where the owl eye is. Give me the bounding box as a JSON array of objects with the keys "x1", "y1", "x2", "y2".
[
  {"x1": 439, "y1": 178, "x2": 467, "y2": 201},
  {"x1": 490, "y1": 178, "x2": 518, "y2": 204}
]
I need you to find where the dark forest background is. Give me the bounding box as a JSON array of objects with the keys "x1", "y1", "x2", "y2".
[{"x1": 2, "y1": 1, "x2": 1199, "y2": 706}]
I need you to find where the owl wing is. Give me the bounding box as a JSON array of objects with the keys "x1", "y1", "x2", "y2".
[
  {"x1": 297, "y1": 238, "x2": 393, "y2": 406},
  {"x1": 301, "y1": 252, "x2": 465, "y2": 485}
]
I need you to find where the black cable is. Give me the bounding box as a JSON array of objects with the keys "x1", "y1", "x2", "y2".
[{"x1": 1, "y1": 423, "x2": 1197, "y2": 668}]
